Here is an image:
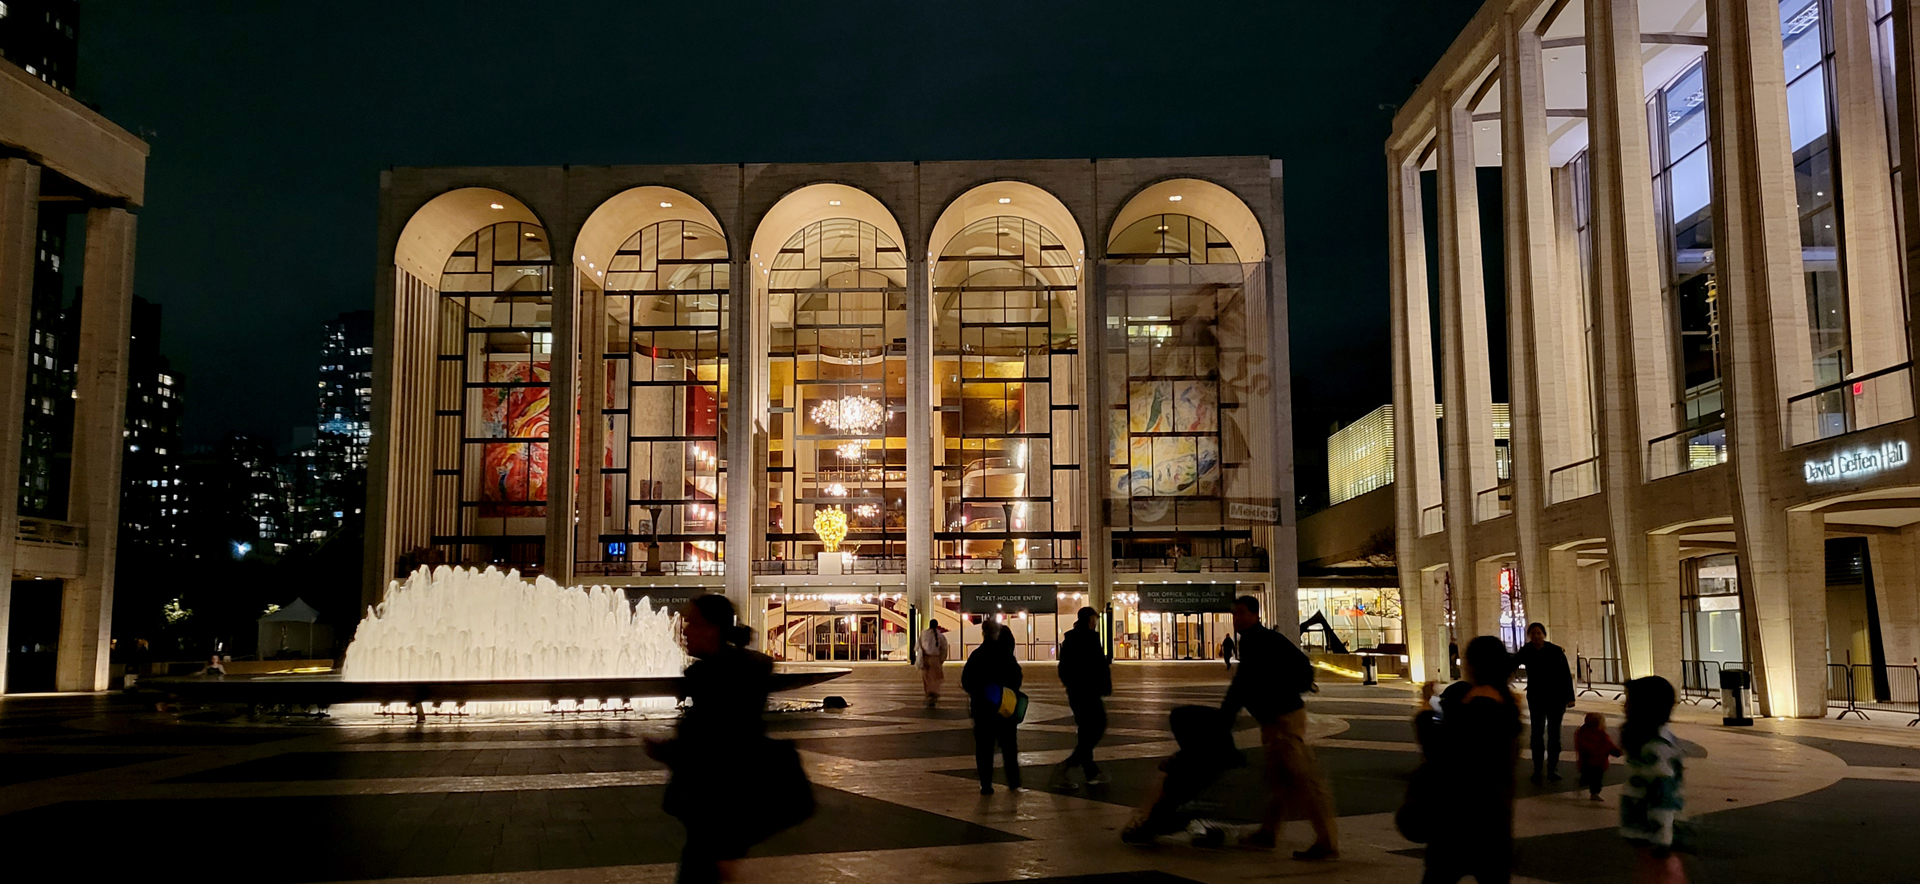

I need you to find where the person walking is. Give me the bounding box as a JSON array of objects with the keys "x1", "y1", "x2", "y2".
[
  {"x1": 1418, "y1": 635, "x2": 1523, "y2": 884},
  {"x1": 962, "y1": 619, "x2": 1024, "y2": 794},
  {"x1": 1221, "y1": 595, "x2": 1339, "y2": 860},
  {"x1": 1054, "y1": 606, "x2": 1112, "y2": 788},
  {"x1": 1220, "y1": 633, "x2": 1236, "y2": 669},
  {"x1": 1620, "y1": 676, "x2": 1686, "y2": 884},
  {"x1": 916, "y1": 619, "x2": 951, "y2": 707},
  {"x1": 647, "y1": 594, "x2": 775, "y2": 884},
  {"x1": 1574, "y1": 711, "x2": 1622, "y2": 801},
  {"x1": 1512, "y1": 622, "x2": 1575, "y2": 783}
]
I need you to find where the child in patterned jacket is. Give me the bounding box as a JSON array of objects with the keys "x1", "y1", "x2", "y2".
[{"x1": 1620, "y1": 677, "x2": 1686, "y2": 884}]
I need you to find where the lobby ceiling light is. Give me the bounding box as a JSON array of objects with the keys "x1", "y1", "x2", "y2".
[
  {"x1": 660, "y1": 201, "x2": 673, "y2": 208},
  {"x1": 828, "y1": 199, "x2": 842, "y2": 206},
  {"x1": 812, "y1": 395, "x2": 885, "y2": 433},
  {"x1": 998, "y1": 197, "x2": 1011, "y2": 204},
  {"x1": 490, "y1": 203, "x2": 504, "y2": 210},
  {"x1": 1168, "y1": 195, "x2": 1183, "y2": 202},
  {"x1": 837, "y1": 442, "x2": 865, "y2": 461}
]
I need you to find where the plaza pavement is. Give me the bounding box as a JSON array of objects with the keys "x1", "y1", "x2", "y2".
[{"x1": 0, "y1": 662, "x2": 1912, "y2": 883}]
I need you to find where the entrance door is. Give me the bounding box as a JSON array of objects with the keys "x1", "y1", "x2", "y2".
[{"x1": 5, "y1": 579, "x2": 62, "y2": 694}]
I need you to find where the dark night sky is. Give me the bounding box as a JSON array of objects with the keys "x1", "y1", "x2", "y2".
[{"x1": 77, "y1": 0, "x2": 1483, "y2": 482}]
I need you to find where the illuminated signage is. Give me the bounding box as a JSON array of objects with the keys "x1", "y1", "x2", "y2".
[
  {"x1": 1137, "y1": 584, "x2": 1236, "y2": 613},
  {"x1": 961, "y1": 586, "x2": 1053, "y2": 613},
  {"x1": 1804, "y1": 440, "x2": 1909, "y2": 484}
]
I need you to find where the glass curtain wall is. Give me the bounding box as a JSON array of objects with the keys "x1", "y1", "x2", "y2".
[
  {"x1": 599, "y1": 220, "x2": 729, "y2": 574},
  {"x1": 931, "y1": 216, "x2": 1081, "y2": 570},
  {"x1": 1782, "y1": 0, "x2": 1850, "y2": 388},
  {"x1": 1651, "y1": 61, "x2": 1723, "y2": 430},
  {"x1": 764, "y1": 219, "x2": 908, "y2": 563},
  {"x1": 1103, "y1": 215, "x2": 1253, "y2": 565},
  {"x1": 432, "y1": 221, "x2": 554, "y2": 569},
  {"x1": 1871, "y1": 0, "x2": 1905, "y2": 283},
  {"x1": 1680, "y1": 554, "x2": 1747, "y2": 682}
]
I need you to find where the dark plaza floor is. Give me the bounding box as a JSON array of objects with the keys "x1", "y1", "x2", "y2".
[{"x1": 1, "y1": 665, "x2": 1915, "y2": 883}]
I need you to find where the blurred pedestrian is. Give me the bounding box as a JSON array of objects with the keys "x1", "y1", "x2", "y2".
[
  {"x1": 1222, "y1": 595, "x2": 1339, "y2": 860},
  {"x1": 1512, "y1": 622, "x2": 1575, "y2": 783},
  {"x1": 962, "y1": 619, "x2": 1024, "y2": 794},
  {"x1": 1574, "y1": 712, "x2": 1622, "y2": 801},
  {"x1": 1054, "y1": 606, "x2": 1112, "y2": 788},
  {"x1": 647, "y1": 595, "x2": 776, "y2": 884},
  {"x1": 1419, "y1": 635, "x2": 1522, "y2": 884},
  {"x1": 1620, "y1": 676, "x2": 1686, "y2": 884},
  {"x1": 1220, "y1": 634, "x2": 1236, "y2": 669},
  {"x1": 916, "y1": 618, "x2": 950, "y2": 707}
]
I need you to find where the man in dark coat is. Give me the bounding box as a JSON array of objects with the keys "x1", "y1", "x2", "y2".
[
  {"x1": 1512, "y1": 621, "x2": 1576, "y2": 782},
  {"x1": 1054, "y1": 606, "x2": 1112, "y2": 787},
  {"x1": 1221, "y1": 595, "x2": 1339, "y2": 860},
  {"x1": 961, "y1": 620, "x2": 1023, "y2": 794}
]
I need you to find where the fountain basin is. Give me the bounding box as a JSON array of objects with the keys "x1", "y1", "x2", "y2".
[{"x1": 143, "y1": 667, "x2": 849, "y2": 709}]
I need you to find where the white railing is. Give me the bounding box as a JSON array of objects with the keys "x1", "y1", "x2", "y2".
[
  {"x1": 1786, "y1": 363, "x2": 1914, "y2": 447},
  {"x1": 1475, "y1": 485, "x2": 1512, "y2": 521},
  {"x1": 1419, "y1": 504, "x2": 1444, "y2": 536}
]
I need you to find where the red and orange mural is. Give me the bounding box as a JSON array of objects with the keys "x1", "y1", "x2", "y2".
[{"x1": 479, "y1": 359, "x2": 549, "y2": 518}]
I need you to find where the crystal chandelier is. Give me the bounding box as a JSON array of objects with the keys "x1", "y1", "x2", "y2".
[
  {"x1": 837, "y1": 442, "x2": 865, "y2": 461},
  {"x1": 823, "y1": 483, "x2": 849, "y2": 497},
  {"x1": 811, "y1": 395, "x2": 885, "y2": 433},
  {"x1": 853, "y1": 503, "x2": 879, "y2": 519}
]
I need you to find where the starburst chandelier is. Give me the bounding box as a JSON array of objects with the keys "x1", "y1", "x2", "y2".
[
  {"x1": 811, "y1": 395, "x2": 885, "y2": 433},
  {"x1": 823, "y1": 483, "x2": 849, "y2": 497},
  {"x1": 837, "y1": 442, "x2": 866, "y2": 461},
  {"x1": 853, "y1": 503, "x2": 879, "y2": 519}
]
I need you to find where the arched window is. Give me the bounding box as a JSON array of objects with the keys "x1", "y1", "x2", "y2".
[
  {"x1": 765, "y1": 218, "x2": 908, "y2": 562},
  {"x1": 433, "y1": 220, "x2": 553, "y2": 568},
  {"x1": 932, "y1": 216, "x2": 1080, "y2": 568},
  {"x1": 598, "y1": 220, "x2": 729, "y2": 573},
  {"x1": 1103, "y1": 213, "x2": 1250, "y2": 559}
]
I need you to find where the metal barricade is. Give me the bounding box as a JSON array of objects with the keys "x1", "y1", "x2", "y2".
[
  {"x1": 1680, "y1": 659, "x2": 1723, "y2": 707},
  {"x1": 1835, "y1": 661, "x2": 1920, "y2": 725},
  {"x1": 1828, "y1": 661, "x2": 1868, "y2": 720},
  {"x1": 1576, "y1": 655, "x2": 1625, "y2": 700}
]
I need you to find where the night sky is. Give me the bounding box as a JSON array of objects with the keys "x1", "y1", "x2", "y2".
[{"x1": 77, "y1": 0, "x2": 1483, "y2": 493}]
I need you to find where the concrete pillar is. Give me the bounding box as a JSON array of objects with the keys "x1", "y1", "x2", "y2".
[
  {"x1": 1468, "y1": 558, "x2": 1506, "y2": 643},
  {"x1": 1084, "y1": 254, "x2": 1111, "y2": 614},
  {"x1": 1899, "y1": 0, "x2": 1920, "y2": 379},
  {"x1": 578, "y1": 286, "x2": 606, "y2": 564},
  {"x1": 1865, "y1": 528, "x2": 1920, "y2": 668},
  {"x1": 543, "y1": 260, "x2": 578, "y2": 586},
  {"x1": 1547, "y1": 167, "x2": 1596, "y2": 469},
  {"x1": 1390, "y1": 146, "x2": 1446, "y2": 674},
  {"x1": 907, "y1": 251, "x2": 933, "y2": 620},
  {"x1": 725, "y1": 253, "x2": 754, "y2": 615},
  {"x1": 1543, "y1": 546, "x2": 1584, "y2": 653},
  {"x1": 1409, "y1": 566, "x2": 1453, "y2": 684},
  {"x1": 1706, "y1": 0, "x2": 1823, "y2": 717},
  {"x1": 0, "y1": 159, "x2": 40, "y2": 692},
  {"x1": 1641, "y1": 533, "x2": 1684, "y2": 684},
  {"x1": 1829, "y1": 0, "x2": 1908, "y2": 380},
  {"x1": 1786, "y1": 511, "x2": 1831, "y2": 715},
  {"x1": 1436, "y1": 86, "x2": 1499, "y2": 532},
  {"x1": 56, "y1": 207, "x2": 135, "y2": 692},
  {"x1": 1500, "y1": 11, "x2": 1555, "y2": 622},
  {"x1": 1586, "y1": 0, "x2": 1673, "y2": 681}
]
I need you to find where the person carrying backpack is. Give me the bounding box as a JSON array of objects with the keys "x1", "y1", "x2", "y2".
[
  {"x1": 1054, "y1": 606, "x2": 1113, "y2": 788},
  {"x1": 1220, "y1": 595, "x2": 1339, "y2": 860}
]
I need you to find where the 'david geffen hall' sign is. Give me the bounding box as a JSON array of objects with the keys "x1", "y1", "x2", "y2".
[{"x1": 1804, "y1": 440, "x2": 1909, "y2": 484}]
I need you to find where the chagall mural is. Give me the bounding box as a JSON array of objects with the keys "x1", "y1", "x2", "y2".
[
  {"x1": 1111, "y1": 378, "x2": 1221, "y2": 498},
  {"x1": 480, "y1": 359, "x2": 550, "y2": 517}
]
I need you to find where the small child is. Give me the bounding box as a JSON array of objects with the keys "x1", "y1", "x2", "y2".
[
  {"x1": 1121, "y1": 705, "x2": 1243, "y2": 844},
  {"x1": 1573, "y1": 711, "x2": 1622, "y2": 800}
]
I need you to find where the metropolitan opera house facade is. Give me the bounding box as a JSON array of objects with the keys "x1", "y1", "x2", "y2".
[{"x1": 366, "y1": 158, "x2": 1296, "y2": 664}]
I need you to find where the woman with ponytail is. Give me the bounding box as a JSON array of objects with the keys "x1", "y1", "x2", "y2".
[{"x1": 647, "y1": 594, "x2": 774, "y2": 884}]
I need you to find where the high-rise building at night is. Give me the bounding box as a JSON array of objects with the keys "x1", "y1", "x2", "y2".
[
  {"x1": 312, "y1": 310, "x2": 371, "y2": 539},
  {"x1": 0, "y1": 0, "x2": 78, "y2": 95},
  {"x1": 17, "y1": 214, "x2": 73, "y2": 518},
  {"x1": 120, "y1": 296, "x2": 184, "y2": 555}
]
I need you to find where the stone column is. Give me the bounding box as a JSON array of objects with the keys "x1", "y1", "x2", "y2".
[
  {"x1": 1866, "y1": 528, "x2": 1920, "y2": 668},
  {"x1": 1084, "y1": 253, "x2": 1111, "y2": 615},
  {"x1": 1900, "y1": 0, "x2": 1920, "y2": 378},
  {"x1": 1547, "y1": 547, "x2": 1588, "y2": 658},
  {"x1": 0, "y1": 159, "x2": 39, "y2": 692},
  {"x1": 1707, "y1": 0, "x2": 1824, "y2": 717},
  {"x1": 1390, "y1": 147, "x2": 1445, "y2": 679},
  {"x1": 1548, "y1": 167, "x2": 1597, "y2": 466},
  {"x1": 725, "y1": 254, "x2": 754, "y2": 614},
  {"x1": 1829, "y1": 0, "x2": 1908, "y2": 383},
  {"x1": 1643, "y1": 533, "x2": 1684, "y2": 685},
  {"x1": 57, "y1": 207, "x2": 135, "y2": 692},
  {"x1": 578, "y1": 286, "x2": 606, "y2": 565},
  {"x1": 1587, "y1": 0, "x2": 1674, "y2": 680},
  {"x1": 907, "y1": 254, "x2": 933, "y2": 619},
  {"x1": 1500, "y1": 11, "x2": 1556, "y2": 625},
  {"x1": 544, "y1": 260, "x2": 578, "y2": 585}
]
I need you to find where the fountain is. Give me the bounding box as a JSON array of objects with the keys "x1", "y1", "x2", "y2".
[
  {"x1": 343, "y1": 566, "x2": 687, "y2": 682},
  {"x1": 144, "y1": 565, "x2": 847, "y2": 721}
]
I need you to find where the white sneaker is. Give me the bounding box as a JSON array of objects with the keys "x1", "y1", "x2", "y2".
[{"x1": 1086, "y1": 771, "x2": 1112, "y2": 786}]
